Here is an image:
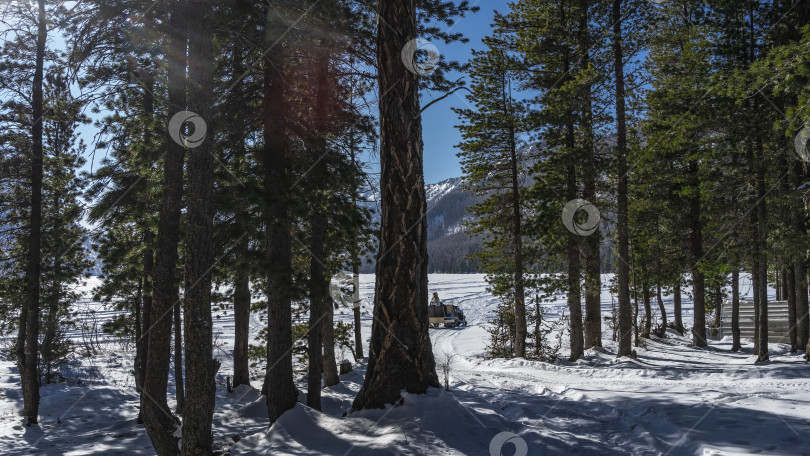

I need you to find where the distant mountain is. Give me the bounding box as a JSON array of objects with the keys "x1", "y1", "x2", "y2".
[{"x1": 360, "y1": 177, "x2": 483, "y2": 273}]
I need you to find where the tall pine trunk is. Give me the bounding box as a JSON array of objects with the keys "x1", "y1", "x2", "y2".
[
  {"x1": 580, "y1": 1, "x2": 601, "y2": 350},
  {"x1": 141, "y1": 5, "x2": 185, "y2": 452},
  {"x1": 19, "y1": 0, "x2": 46, "y2": 426},
  {"x1": 656, "y1": 283, "x2": 667, "y2": 337},
  {"x1": 173, "y1": 298, "x2": 184, "y2": 414},
  {"x1": 307, "y1": 211, "x2": 327, "y2": 411},
  {"x1": 566, "y1": 148, "x2": 583, "y2": 361},
  {"x1": 673, "y1": 278, "x2": 684, "y2": 334},
  {"x1": 261, "y1": 35, "x2": 296, "y2": 421},
  {"x1": 506, "y1": 84, "x2": 526, "y2": 358},
  {"x1": 323, "y1": 297, "x2": 339, "y2": 387},
  {"x1": 613, "y1": 0, "x2": 632, "y2": 358},
  {"x1": 787, "y1": 263, "x2": 797, "y2": 351},
  {"x1": 352, "y1": 0, "x2": 439, "y2": 410},
  {"x1": 352, "y1": 263, "x2": 363, "y2": 360},
  {"x1": 181, "y1": 4, "x2": 218, "y2": 450},
  {"x1": 732, "y1": 269, "x2": 741, "y2": 351},
  {"x1": 795, "y1": 261, "x2": 809, "y2": 351},
  {"x1": 755, "y1": 139, "x2": 769, "y2": 362},
  {"x1": 641, "y1": 277, "x2": 651, "y2": 339},
  {"x1": 688, "y1": 159, "x2": 707, "y2": 347},
  {"x1": 233, "y1": 241, "x2": 251, "y2": 388}
]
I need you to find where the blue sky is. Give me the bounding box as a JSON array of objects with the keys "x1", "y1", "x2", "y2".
[
  {"x1": 74, "y1": 2, "x2": 511, "y2": 184},
  {"x1": 420, "y1": 1, "x2": 508, "y2": 184}
]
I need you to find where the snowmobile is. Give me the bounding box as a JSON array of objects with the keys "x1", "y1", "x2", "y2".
[{"x1": 428, "y1": 302, "x2": 467, "y2": 328}]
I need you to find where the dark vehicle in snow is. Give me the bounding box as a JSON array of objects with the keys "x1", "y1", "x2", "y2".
[{"x1": 428, "y1": 303, "x2": 467, "y2": 328}]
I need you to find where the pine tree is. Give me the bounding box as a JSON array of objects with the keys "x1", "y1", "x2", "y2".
[{"x1": 455, "y1": 38, "x2": 531, "y2": 358}]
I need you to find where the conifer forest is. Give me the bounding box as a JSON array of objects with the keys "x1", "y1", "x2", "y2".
[{"x1": 2, "y1": 0, "x2": 810, "y2": 454}]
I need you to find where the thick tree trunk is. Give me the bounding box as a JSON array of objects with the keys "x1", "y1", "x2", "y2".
[
  {"x1": 795, "y1": 261, "x2": 809, "y2": 351},
  {"x1": 141, "y1": 6, "x2": 185, "y2": 453},
  {"x1": 613, "y1": 0, "x2": 632, "y2": 358},
  {"x1": 233, "y1": 251, "x2": 251, "y2": 388},
  {"x1": 181, "y1": 4, "x2": 218, "y2": 451},
  {"x1": 261, "y1": 34, "x2": 296, "y2": 421},
  {"x1": 673, "y1": 279, "x2": 684, "y2": 335},
  {"x1": 656, "y1": 283, "x2": 667, "y2": 337},
  {"x1": 308, "y1": 212, "x2": 327, "y2": 411},
  {"x1": 731, "y1": 269, "x2": 741, "y2": 352},
  {"x1": 688, "y1": 160, "x2": 707, "y2": 347},
  {"x1": 565, "y1": 126, "x2": 583, "y2": 361},
  {"x1": 352, "y1": 0, "x2": 439, "y2": 410},
  {"x1": 580, "y1": 3, "x2": 601, "y2": 350},
  {"x1": 507, "y1": 95, "x2": 526, "y2": 358},
  {"x1": 19, "y1": 0, "x2": 46, "y2": 426}
]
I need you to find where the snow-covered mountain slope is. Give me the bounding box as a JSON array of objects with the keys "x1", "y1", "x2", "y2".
[{"x1": 361, "y1": 177, "x2": 483, "y2": 273}]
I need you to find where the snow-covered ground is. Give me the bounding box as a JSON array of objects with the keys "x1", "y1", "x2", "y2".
[{"x1": 1, "y1": 274, "x2": 809, "y2": 455}]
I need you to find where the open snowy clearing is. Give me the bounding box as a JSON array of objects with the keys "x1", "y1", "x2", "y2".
[{"x1": 1, "y1": 274, "x2": 809, "y2": 455}]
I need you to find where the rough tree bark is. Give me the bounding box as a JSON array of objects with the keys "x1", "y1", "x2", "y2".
[
  {"x1": 181, "y1": 3, "x2": 219, "y2": 451},
  {"x1": 352, "y1": 0, "x2": 439, "y2": 410},
  {"x1": 19, "y1": 0, "x2": 46, "y2": 426},
  {"x1": 580, "y1": 1, "x2": 601, "y2": 350},
  {"x1": 613, "y1": 0, "x2": 632, "y2": 358},
  {"x1": 308, "y1": 211, "x2": 327, "y2": 411},
  {"x1": 688, "y1": 159, "x2": 707, "y2": 347},
  {"x1": 141, "y1": 5, "x2": 185, "y2": 453},
  {"x1": 505, "y1": 76, "x2": 526, "y2": 358},
  {"x1": 261, "y1": 28, "x2": 297, "y2": 421}
]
